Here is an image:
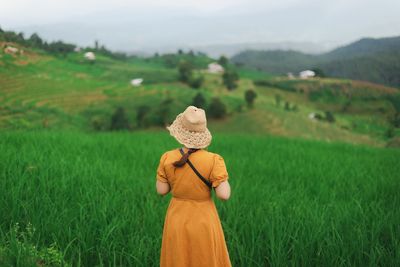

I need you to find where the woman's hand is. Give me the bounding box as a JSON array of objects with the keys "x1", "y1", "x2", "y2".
[{"x1": 156, "y1": 180, "x2": 171, "y2": 196}]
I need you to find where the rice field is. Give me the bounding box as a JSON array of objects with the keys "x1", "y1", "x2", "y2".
[{"x1": 1, "y1": 131, "x2": 399, "y2": 266}]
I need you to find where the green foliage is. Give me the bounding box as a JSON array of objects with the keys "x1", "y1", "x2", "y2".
[
  {"x1": 188, "y1": 75, "x2": 204, "y2": 89},
  {"x1": 255, "y1": 79, "x2": 297, "y2": 92},
  {"x1": 218, "y1": 55, "x2": 229, "y2": 67},
  {"x1": 275, "y1": 94, "x2": 282, "y2": 107},
  {"x1": 28, "y1": 33, "x2": 44, "y2": 48},
  {"x1": 110, "y1": 107, "x2": 130, "y2": 130},
  {"x1": 1, "y1": 132, "x2": 400, "y2": 266},
  {"x1": 177, "y1": 60, "x2": 204, "y2": 88},
  {"x1": 44, "y1": 41, "x2": 76, "y2": 57},
  {"x1": 178, "y1": 60, "x2": 194, "y2": 83},
  {"x1": 154, "y1": 97, "x2": 174, "y2": 126},
  {"x1": 284, "y1": 101, "x2": 290, "y2": 111},
  {"x1": 312, "y1": 68, "x2": 326, "y2": 77},
  {"x1": 222, "y1": 69, "x2": 239, "y2": 90},
  {"x1": 232, "y1": 50, "x2": 318, "y2": 75},
  {"x1": 0, "y1": 27, "x2": 129, "y2": 60},
  {"x1": 207, "y1": 97, "x2": 227, "y2": 119},
  {"x1": 244, "y1": 89, "x2": 257, "y2": 107},
  {"x1": 136, "y1": 105, "x2": 151, "y2": 128},
  {"x1": 386, "y1": 136, "x2": 400, "y2": 147},
  {"x1": 0, "y1": 222, "x2": 68, "y2": 267},
  {"x1": 325, "y1": 111, "x2": 335, "y2": 123},
  {"x1": 308, "y1": 89, "x2": 336, "y2": 102},
  {"x1": 386, "y1": 94, "x2": 400, "y2": 127},
  {"x1": 150, "y1": 51, "x2": 212, "y2": 69},
  {"x1": 385, "y1": 127, "x2": 395, "y2": 139},
  {"x1": 192, "y1": 93, "x2": 207, "y2": 109}
]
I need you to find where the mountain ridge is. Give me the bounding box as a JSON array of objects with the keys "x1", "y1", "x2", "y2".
[{"x1": 231, "y1": 36, "x2": 400, "y2": 88}]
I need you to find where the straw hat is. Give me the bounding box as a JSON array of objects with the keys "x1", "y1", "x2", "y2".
[{"x1": 167, "y1": 106, "x2": 212, "y2": 149}]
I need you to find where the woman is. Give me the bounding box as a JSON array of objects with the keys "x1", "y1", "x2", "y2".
[{"x1": 155, "y1": 105, "x2": 232, "y2": 267}]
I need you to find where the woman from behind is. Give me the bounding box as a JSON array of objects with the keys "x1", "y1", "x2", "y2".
[{"x1": 155, "y1": 105, "x2": 232, "y2": 267}]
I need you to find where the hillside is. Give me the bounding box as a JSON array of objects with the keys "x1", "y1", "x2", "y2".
[
  {"x1": 1, "y1": 38, "x2": 400, "y2": 147},
  {"x1": 231, "y1": 36, "x2": 400, "y2": 88}
]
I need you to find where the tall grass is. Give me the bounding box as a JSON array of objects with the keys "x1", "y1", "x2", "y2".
[{"x1": 0, "y1": 131, "x2": 399, "y2": 266}]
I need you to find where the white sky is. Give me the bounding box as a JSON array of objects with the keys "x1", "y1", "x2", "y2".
[
  {"x1": 1, "y1": 0, "x2": 306, "y2": 22},
  {"x1": 1, "y1": 0, "x2": 400, "y2": 52}
]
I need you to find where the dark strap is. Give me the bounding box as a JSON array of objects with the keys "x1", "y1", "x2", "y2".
[{"x1": 179, "y1": 148, "x2": 212, "y2": 189}]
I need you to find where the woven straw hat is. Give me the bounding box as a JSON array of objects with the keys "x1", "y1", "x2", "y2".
[{"x1": 167, "y1": 106, "x2": 212, "y2": 149}]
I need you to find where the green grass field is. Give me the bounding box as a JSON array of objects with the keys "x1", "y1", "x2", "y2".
[{"x1": 1, "y1": 131, "x2": 399, "y2": 266}]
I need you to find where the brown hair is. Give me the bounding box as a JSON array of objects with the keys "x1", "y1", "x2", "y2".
[{"x1": 173, "y1": 148, "x2": 199, "y2": 167}]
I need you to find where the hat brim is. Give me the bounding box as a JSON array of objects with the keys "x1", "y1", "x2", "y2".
[{"x1": 166, "y1": 114, "x2": 212, "y2": 149}]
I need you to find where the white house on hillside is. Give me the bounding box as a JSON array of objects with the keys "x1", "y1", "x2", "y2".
[
  {"x1": 4, "y1": 46, "x2": 19, "y2": 54},
  {"x1": 131, "y1": 78, "x2": 143, "y2": 87},
  {"x1": 84, "y1": 51, "x2": 96, "y2": 61},
  {"x1": 299, "y1": 70, "x2": 315, "y2": 79},
  {"x1": 207, "y1": 62, "x2": 224, "y2": 74}
]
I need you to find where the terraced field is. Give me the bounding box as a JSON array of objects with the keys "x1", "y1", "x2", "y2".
[{"x1": 1, "y1": 43, "x2": 399, "y2": 145}]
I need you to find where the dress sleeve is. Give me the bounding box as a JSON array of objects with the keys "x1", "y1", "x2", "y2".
[
  {"x1": 210, "y1": 154, "x2": 229, "y2": 188},
  {"x1": 156, "y1": 152, "x2": 168, "y2": 183}
]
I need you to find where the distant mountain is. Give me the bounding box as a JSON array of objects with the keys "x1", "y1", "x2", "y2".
[
  {"x1": 231, "y1": 36, "x2": 400, "y2": 88},
  {"x1": 232, "y1": 50, "x2": 318, "y2": 74},
  {"x1": 322, "y1": 36, "x2": 400, "y2": 60},
  {"x1": 190, "y1": 41, "x2": 332, "y2": 58}
]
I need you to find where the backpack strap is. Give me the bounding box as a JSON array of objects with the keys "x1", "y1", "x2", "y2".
[{"x1": 179, "y1": 148, "x2": 212, "y2": 189}]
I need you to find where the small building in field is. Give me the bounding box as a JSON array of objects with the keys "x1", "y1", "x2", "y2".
[
  {"x1": 4, "y1": 46, "x2": 19, "y2": 54},
  {"x1": 131, "y1": 78, "x2": 143, "y2": 87},
  {"x1": 84, "y1": 51, "x2": 96, "y2": 61},
  {"x1": 299, "y1": 70, "x2": 315, "y2": 79},
  {"x1": 207, "y1": 62, "x2": 224, "y2": 74},
  {"x1": 308, "y1": 112, "x2": 316, "y2": 120}
]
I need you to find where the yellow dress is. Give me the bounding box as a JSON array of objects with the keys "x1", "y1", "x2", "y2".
[{"x1": 156, "y1": 148, "x2": 232, "y2": 267}]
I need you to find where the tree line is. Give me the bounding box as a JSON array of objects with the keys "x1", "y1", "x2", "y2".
[{"x1": 0, "y1": 26, "x2": 127, "y2": 60}]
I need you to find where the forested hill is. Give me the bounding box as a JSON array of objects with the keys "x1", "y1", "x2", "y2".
[
  {"x1": 231, "y1": 36, "x2": 400, "y2": 88},
  {"x1": 322, "y1": 36, "x2": 400, "y2": 60}
]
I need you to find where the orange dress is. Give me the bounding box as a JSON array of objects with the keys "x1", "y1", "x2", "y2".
[{"x1": 156, "y1": 148, "x2": 232, "y2": 267}]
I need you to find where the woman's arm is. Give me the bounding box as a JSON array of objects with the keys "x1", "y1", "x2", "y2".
[
  {"x1": 156, "y1": 180, "x2": 170, "y2": 195},
  {"x1": 215, "y1": 180, "x2": 231, "y2": 201}
]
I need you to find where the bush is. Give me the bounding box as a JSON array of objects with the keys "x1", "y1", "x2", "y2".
[
  {"x1": 178, "y1": 60, "x2": 194, "y2": 83},
  {"x1": 284, "y1": 101, "x2": 290, "y2": 111},
  {"x1": 385, "y1": 127, "x2": 395, "y2": 139},
  {"x1": 275, "y1": 94, "x2": 282, "y2": 107},
  {"x1": 312, "y1": 68, "x2": 326, "y2": 78},
  {"x1": 325, "y1": 111, "x2": 335, "y2": 123},
  {"x1": 222, "y1": 69, "x2": 239, "y2": 90},
  {"x1": 110, "y1": 107, "x2": 130, "y2": 130},
  {"x1": 189, "y1": 75, "x2": 204, "y2": 89},
  {"x1": 245, "y1": 89, "x2": 257, "y2": 107},
  {"x1": 192, "y1": 93, "x2": 207, "y2": 109},
  {"x1": 207, "y1": 98, "x2": 227, "y2": 119},
  {"x1": 91, "y1": 116, "x2": 108, "y2": 131},
  {"x1": 155, "y1": 98, "x2": 174, "y2": 126},
  {"x1": 136, "y1": 105, "x2": 151, "y2": 128},
  {"x1": 218, "y1": 55, "x2": 229, "y2": 67}
]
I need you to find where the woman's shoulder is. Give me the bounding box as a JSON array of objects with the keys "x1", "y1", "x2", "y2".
[
  {"x1": 159, "y1": 149, "x2": 179, "y2": 158},
  {"x1": 203, "y1": 150, "x2": 225, "y2": 162}
]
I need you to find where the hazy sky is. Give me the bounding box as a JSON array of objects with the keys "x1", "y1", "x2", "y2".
[{"x1": 1, "y1": 0, "x2": 400, "y2": 53}]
